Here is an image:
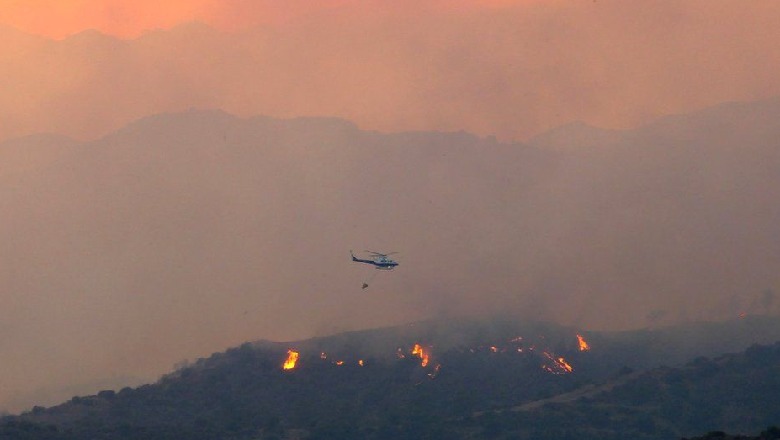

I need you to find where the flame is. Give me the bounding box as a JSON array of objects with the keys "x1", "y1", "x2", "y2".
[
  {"x1": 283, "y1": 350, "x2": 299, "y2": 370},
  {"x1": 358, "y1": 359, "x2": 364, "y2": 367},
  {"x1": 576, "y1": 334, "x2": 591, "y2": 352},
  {"x1": 412, "y1": 344, "x2": 430, "y2": 367},
  {"x1": 557, "y1": 357, "x2": 573, "y2": 373},
  {"x1": 542, "y1": 351, "x2": 573, "y2": 374},
  {"x1": 490, "y1": 346, "x2": 498, "y2": 353},
  {"x1": 335, "y1": 360, "x2": 344, "y2": 366}
]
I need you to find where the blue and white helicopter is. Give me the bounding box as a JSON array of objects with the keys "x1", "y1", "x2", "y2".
[{"x1": 351, "y1": 250, "x2": 399, "y2": 270}]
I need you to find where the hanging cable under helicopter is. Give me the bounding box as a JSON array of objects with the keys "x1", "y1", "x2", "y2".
[{"x1": 350, "y1": 250, "x2": 399, "y2": 289}]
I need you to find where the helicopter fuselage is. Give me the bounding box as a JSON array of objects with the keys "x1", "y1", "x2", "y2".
[{"x1": 351, "y1": 252, "x2": 399, "y2": 269}]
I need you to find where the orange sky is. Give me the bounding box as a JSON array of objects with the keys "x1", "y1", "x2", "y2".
[
  {"x1": 0, "y1": 0, "x2": 531, "y2": 39},
  {"x1": 2, "y1": 0, "x2": 779, "y2": 143},
  {"x1": 0, "y1": 0, "x2": 342, "y2": 38}
]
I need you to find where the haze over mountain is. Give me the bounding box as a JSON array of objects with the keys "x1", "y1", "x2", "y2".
[
  {"x1": 2, "y1": 1, "x2": 780, "y2": 142},
  {"x1": 1, "y1": 98, "x2": 779, "y2": 413}
]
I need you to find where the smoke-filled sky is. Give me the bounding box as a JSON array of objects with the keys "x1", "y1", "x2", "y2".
[
  {"x1": 1, "y1": 0, "x2": 780, "y2": 141},
  {"x1": 2, "y1": 1, "x2": 530, "y2": 39},
  {"x1": 0, "y1": 0, "x2": 346, "y2": 38},
  {"x1": 1, "y1": 0, "x2": 780, "y2": 415}
]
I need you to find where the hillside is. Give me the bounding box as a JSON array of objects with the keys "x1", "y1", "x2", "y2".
[
  {"x1": 0, "y1": 319, "x2": 593, "y2": 439},
  {"x1": 468, "y1": 343, "x2": 780, "y2": 440},
  {"x1": 683, "y1": 427, "x2": 780, "y2": 440},
  {"x1": 4, "y1": 317, "x2": 780, "y2": 439}
]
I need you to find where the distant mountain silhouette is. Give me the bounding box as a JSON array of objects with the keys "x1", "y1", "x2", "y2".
[
  {"x1": 3, "y1": 3, "x2": 780, "y2": 142},
  {"x1": 528, "y1": 121, "x2": 624, "y2": 150}
]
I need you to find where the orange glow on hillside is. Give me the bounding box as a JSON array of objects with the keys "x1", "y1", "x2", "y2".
[
  {"x1": 542, "y1": 351, "x2": 574, "y2": 375},
  {"x1": 283, "y1": 350, "x2": 299, "y2": 370},
  {"x1": 412, "y1": 344, "x2": 430, "y2": 367},
  {"x1": 556, "y1": 356, "x2": 573, "y2": 373},
  {"x1": 576, "y1": 334, "x2": 590, "y2": 352}
]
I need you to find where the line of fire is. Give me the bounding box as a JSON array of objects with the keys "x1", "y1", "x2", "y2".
[{"x1": 280, "y1": 333, "x2": 592, "y2": 379}]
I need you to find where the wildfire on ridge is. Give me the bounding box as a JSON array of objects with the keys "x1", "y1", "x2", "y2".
[
  {"x1": 556, "y1": 357, "x2": 573, "y2": 373},
  {"x1": 576, "y1": 334, "x2": 591, "y2": 352},
  {"x1": 542, "y1": 351, "x2": 574, "y2": 375},
  {"x1": 279, "y1": 334, "x2": 586, "y2": 377},
  {"x1": 283, "y1": 350, "x2": 299, "y2": 370},
  {"x1": 412, "y1": 344, "x2": 430, "y2": 367}
]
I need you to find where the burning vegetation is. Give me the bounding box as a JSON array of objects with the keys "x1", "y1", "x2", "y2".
[
  {"x1": 541, "y1": 352, "x2": 574, "y2": 374},
  {"x1": 411, "y1": 344, "x2": 430, "y2": 367},
  {"x1": 283, "y1": 350, "x2": 299, "y2": 370},
  {"x1": 577, "y1": 334, "x2": 591, "y2": 352},
  {"x1": 277, "y1": 333, "x2": 588, "y2": 379}
]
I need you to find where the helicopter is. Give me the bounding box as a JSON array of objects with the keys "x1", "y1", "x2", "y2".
[{"x1": 351, "y1": 250, "x2": 399, "y2": 270}]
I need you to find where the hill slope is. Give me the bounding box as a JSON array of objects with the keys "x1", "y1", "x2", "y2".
[
  {"x1": 4, "y1": 317, "x2": 780, "y2": 439},
  {"x1": 471, "y1": 343, "x2": 780, "y2": 440}
]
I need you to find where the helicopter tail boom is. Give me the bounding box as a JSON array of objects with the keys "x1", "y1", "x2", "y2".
[{"x1": 351, "y1": 251, "x2": 375, "y2": 265}]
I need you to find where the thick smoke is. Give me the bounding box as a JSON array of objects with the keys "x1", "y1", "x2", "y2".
[{"x1": 1, "y1": 99, "x2": 779, "y2": 412}]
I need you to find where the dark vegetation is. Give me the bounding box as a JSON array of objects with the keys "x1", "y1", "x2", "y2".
[
  {"x1": 682, "y1": 426, "x2": 780, "y2": 440},
  {"x1": 459, "y1": 342, "x2": 780, "y2": 440},
  {"x1": 2, "y1": 317, "x2": 780, "y2": 439}
]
